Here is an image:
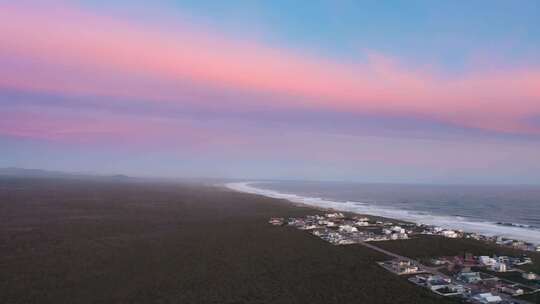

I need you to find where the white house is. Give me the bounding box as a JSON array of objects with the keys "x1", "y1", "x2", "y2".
[
  {"x1": 472, "y1": 293, "x2": 502, "y2": 303},
  {"x1": 500, "y1": 286, "x2": 524, "y2": 296},
  {"x1": 479, "y1": 256, "x2": 497, "y2": 266},
  {"x1": 522, "y1": 272, "x2": 538, "y2": 280},
  {"x1": 491, "y1": 262, "x2": 507, "y2": 272},
  {"x1": 441, "y1": 230, "x2": 458, "y2": 238},
  {"x1": 391, "y1": 226, "x2": 405, "y2": 234},
  {"x1": 301, "y1": 224, "x2": 318, "y2": 230},
  {"x1": 339, "y1": 225, "x2": 358, "y2": 233}
]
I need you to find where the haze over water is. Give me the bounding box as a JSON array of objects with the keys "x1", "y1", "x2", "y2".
[{"x1": 227, "y1": 181, "x2": 540, "y2": 245}]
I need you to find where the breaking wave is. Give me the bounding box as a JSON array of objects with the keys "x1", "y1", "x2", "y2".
[{"x1": 226, "y1": 181, "x2": 540, "y2": 245}]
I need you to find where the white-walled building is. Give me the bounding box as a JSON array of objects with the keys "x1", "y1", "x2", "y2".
[
  {"x1": 522, "y1": 272, "x2": 538, "y2": 280},
  {"x1": 479, "y1": 256, "x2": 497, "y2": 266},
  {"x1": 490, "y1": 262, "x2": 507, "y2": 272},
  {"x1": 441, "y1": 230, "x2": 458, "y2": 238},
  {"x1": 472, "y1": 293, "x2": 502, "y2": 303},
  {"x1": 339, "y1": 225, "x2": 358, "y2": 233}
]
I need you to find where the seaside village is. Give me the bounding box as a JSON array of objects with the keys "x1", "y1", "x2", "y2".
[{"x1": 268, "y1": 213, "x2": 540, "y2": 304}]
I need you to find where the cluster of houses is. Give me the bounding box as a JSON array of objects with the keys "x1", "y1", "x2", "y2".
[
  {"x1": 476, "y1": 255, "x2": 532, "y2": 273},
  {"x1": 269, "y1": 213, "x2": 416, "y2": 245},
  {"x1": 404, "y1": 253, "x2": 540, "y2": 303},
  {"x1": 420, "y1": 225, "x2": 463, "y2": 239},
  {"x1": 494, "y1": 237, "x2": 540, "y2": 253},
  {"x1": 379, "y1": 254, "x2": 539, "y2": 303},
  {"x1": 433, "y1": 253, "x2": 535, "y2": 276},
  {"x1": 271, "y1": 214, "x2": 540, "y2": 253},
  {"x1": 268, "y1": 213, "x2": 539, "y2": 303},
  {"x1": 418, "y1": 225, "x2": 540, "y2": 253},
  {"x1": 407, "y1": 269, "x2": 537, "y2": 303}
]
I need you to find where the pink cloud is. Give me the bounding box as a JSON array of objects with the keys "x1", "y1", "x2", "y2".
[
  {"x1": 0, "y1": 109, "x2": 221, "y2": 151},
  {"x1": 1, "y1": 2, "x2": 539, "y2": 135}
]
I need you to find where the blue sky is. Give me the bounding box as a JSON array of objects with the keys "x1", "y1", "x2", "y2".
[{"x1": 1, "y1": 0, "x2": 539, "y2": 183}]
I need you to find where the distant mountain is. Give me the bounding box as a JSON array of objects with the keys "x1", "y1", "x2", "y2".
[
  {"x1": 0, "y1": 167, "x2": 70, "y2": 177},
  {"x1": 109, "y1": 174, "x2": 131, "y2": 180},
  {"x1": 0, "y1": 167, "x2": 133, "y2": 180}
]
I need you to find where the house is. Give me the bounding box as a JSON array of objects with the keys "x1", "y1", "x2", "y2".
[
  {"x1": 500, "y1": 286, "x2": 524, "y2": 296},
  {"x1": 496, "y1": 256, "x2": 509, "y2": 264},
  {"x1": 441, "y1": 230, "x2": 458, "y2": 238},
  {"x1": 317, "y1": 219, "x2": 329, "y2": 225},
  {"x1": 472, "y1": 293, "x2": 502, "y2": 303},
  {"x1": 433, "y1": 227, "x2": 443, "y2": 233},
  {"x1": 268, "y1": 217, "x2": 284, "y2": 226},
  {"x1": 401, "y1": 265, "x2": 419, "y2": 274},
  {"x1": 355, "y1": 217, "x2": 370, "y2": 222},
  {"x1": 479, "y1": 256, "x2": 497, "y2": 266},
  {"x1": 337, "y1": 239, "x2": 356, "y2": 245},
  {"x1": 287, "y1": 218, "x2": 304, "y2": 227},
  {"x1": 339, "y1": 225, "x2": 358, "y2": 233},
  {"x1": 300, "y1": 224, "x2": 318, "y2": 230},
  {"x1": 457, "y1": 271, "x2": 482, "y2": 284},
  {"x1": 312, "y1": 230, "x2": 323, "y2": 236},
  {"x1": 398, "y1": 233, "x2": 409, "y2": 239},
  {"x1": 522, "y1": 272, "x2": 538, "y2": 280},
  {"x1": 490, "y1": 262, "x2": 507, "y2": 272},
  {"x1": 391, "y1": 226, "x2": 405, "y2": 234},
  {"x1": 511, "y1": 256, "x2": 532, "y2": 265},
  {"x1": 425, "y1": 275, "x2": 451, "y2": 290},
  {"x1": 394, "y1": 260, "x2": 419, "y2": 274},
  {"x1": 326, "y1": 212, "x2": 345, "y2": 218},
  {"x1": 432, "y1": 284, "x2": 465, "y2": 296}
]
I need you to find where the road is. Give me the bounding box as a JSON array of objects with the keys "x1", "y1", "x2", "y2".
[{"x1": 358, "y1": 241, "x2": 450, "y2": 278}]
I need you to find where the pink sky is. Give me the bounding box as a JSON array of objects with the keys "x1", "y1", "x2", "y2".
[
  {"x1": 1, "y1": 1, "x2": 540, "y2": 183},
  {"x1": 1, "y1": 2, "x2": 539, "y2": 137}
]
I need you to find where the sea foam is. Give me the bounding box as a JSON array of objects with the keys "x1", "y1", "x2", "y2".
[{"x1": 226, "y1": 182, "x2": 540, "y2": 245}]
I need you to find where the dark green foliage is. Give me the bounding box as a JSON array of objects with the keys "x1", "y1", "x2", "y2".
[
  {"x1": 519, "y1": 292, "x2": 540, "y2": 304},
  {"x1": 0, "y1": 177, "x2": 460, "y2": 303}
]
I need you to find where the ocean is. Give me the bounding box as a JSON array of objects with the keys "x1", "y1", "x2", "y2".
[{"x1": 226, "y1": 181, "x2": 540, "y2": 245}]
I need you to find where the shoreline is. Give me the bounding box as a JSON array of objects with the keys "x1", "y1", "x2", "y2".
[
  {"x1": 3, "y1": 176, "x2": 466, "y2": 304},
  {"x1": 224, "y1": 181, "x2": 540, "y2": 249},
  {"x1": 220, "y1": 182, "x2": 414, "y2": 225}
]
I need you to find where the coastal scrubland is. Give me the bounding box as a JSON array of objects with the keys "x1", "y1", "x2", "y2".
[{"x1": 0, "y1": 176, "x2": 507, "y2": 303}]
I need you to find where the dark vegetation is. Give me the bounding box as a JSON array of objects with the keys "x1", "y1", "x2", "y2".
[
  {"x1": 520, "y1": 292, "x2": 540, "y2": 303},
  {"x1": 0, "y1": 176, "x2": 460, "y2": 304},
  {"x1": 375, "y1": 235, "x2": 540, "y2": 273},
  {"x1": 374, "y1": 235, "x2": 540, "y2": 304}
]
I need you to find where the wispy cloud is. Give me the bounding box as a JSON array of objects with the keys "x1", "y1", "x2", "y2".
[{"x1": 1, "y1": 1, "x2": 539, "y2": 139}]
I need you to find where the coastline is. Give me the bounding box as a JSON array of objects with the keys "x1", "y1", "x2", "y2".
[
  {"x1": 225, "y1": 181, "x2": 540, "y2": 248},
  {"x1": 221, "y1": 181, "x2": 414, "y2": 225},
  {"x1": 2, "y1": 176, "x2": 461, "y2": 304}
]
